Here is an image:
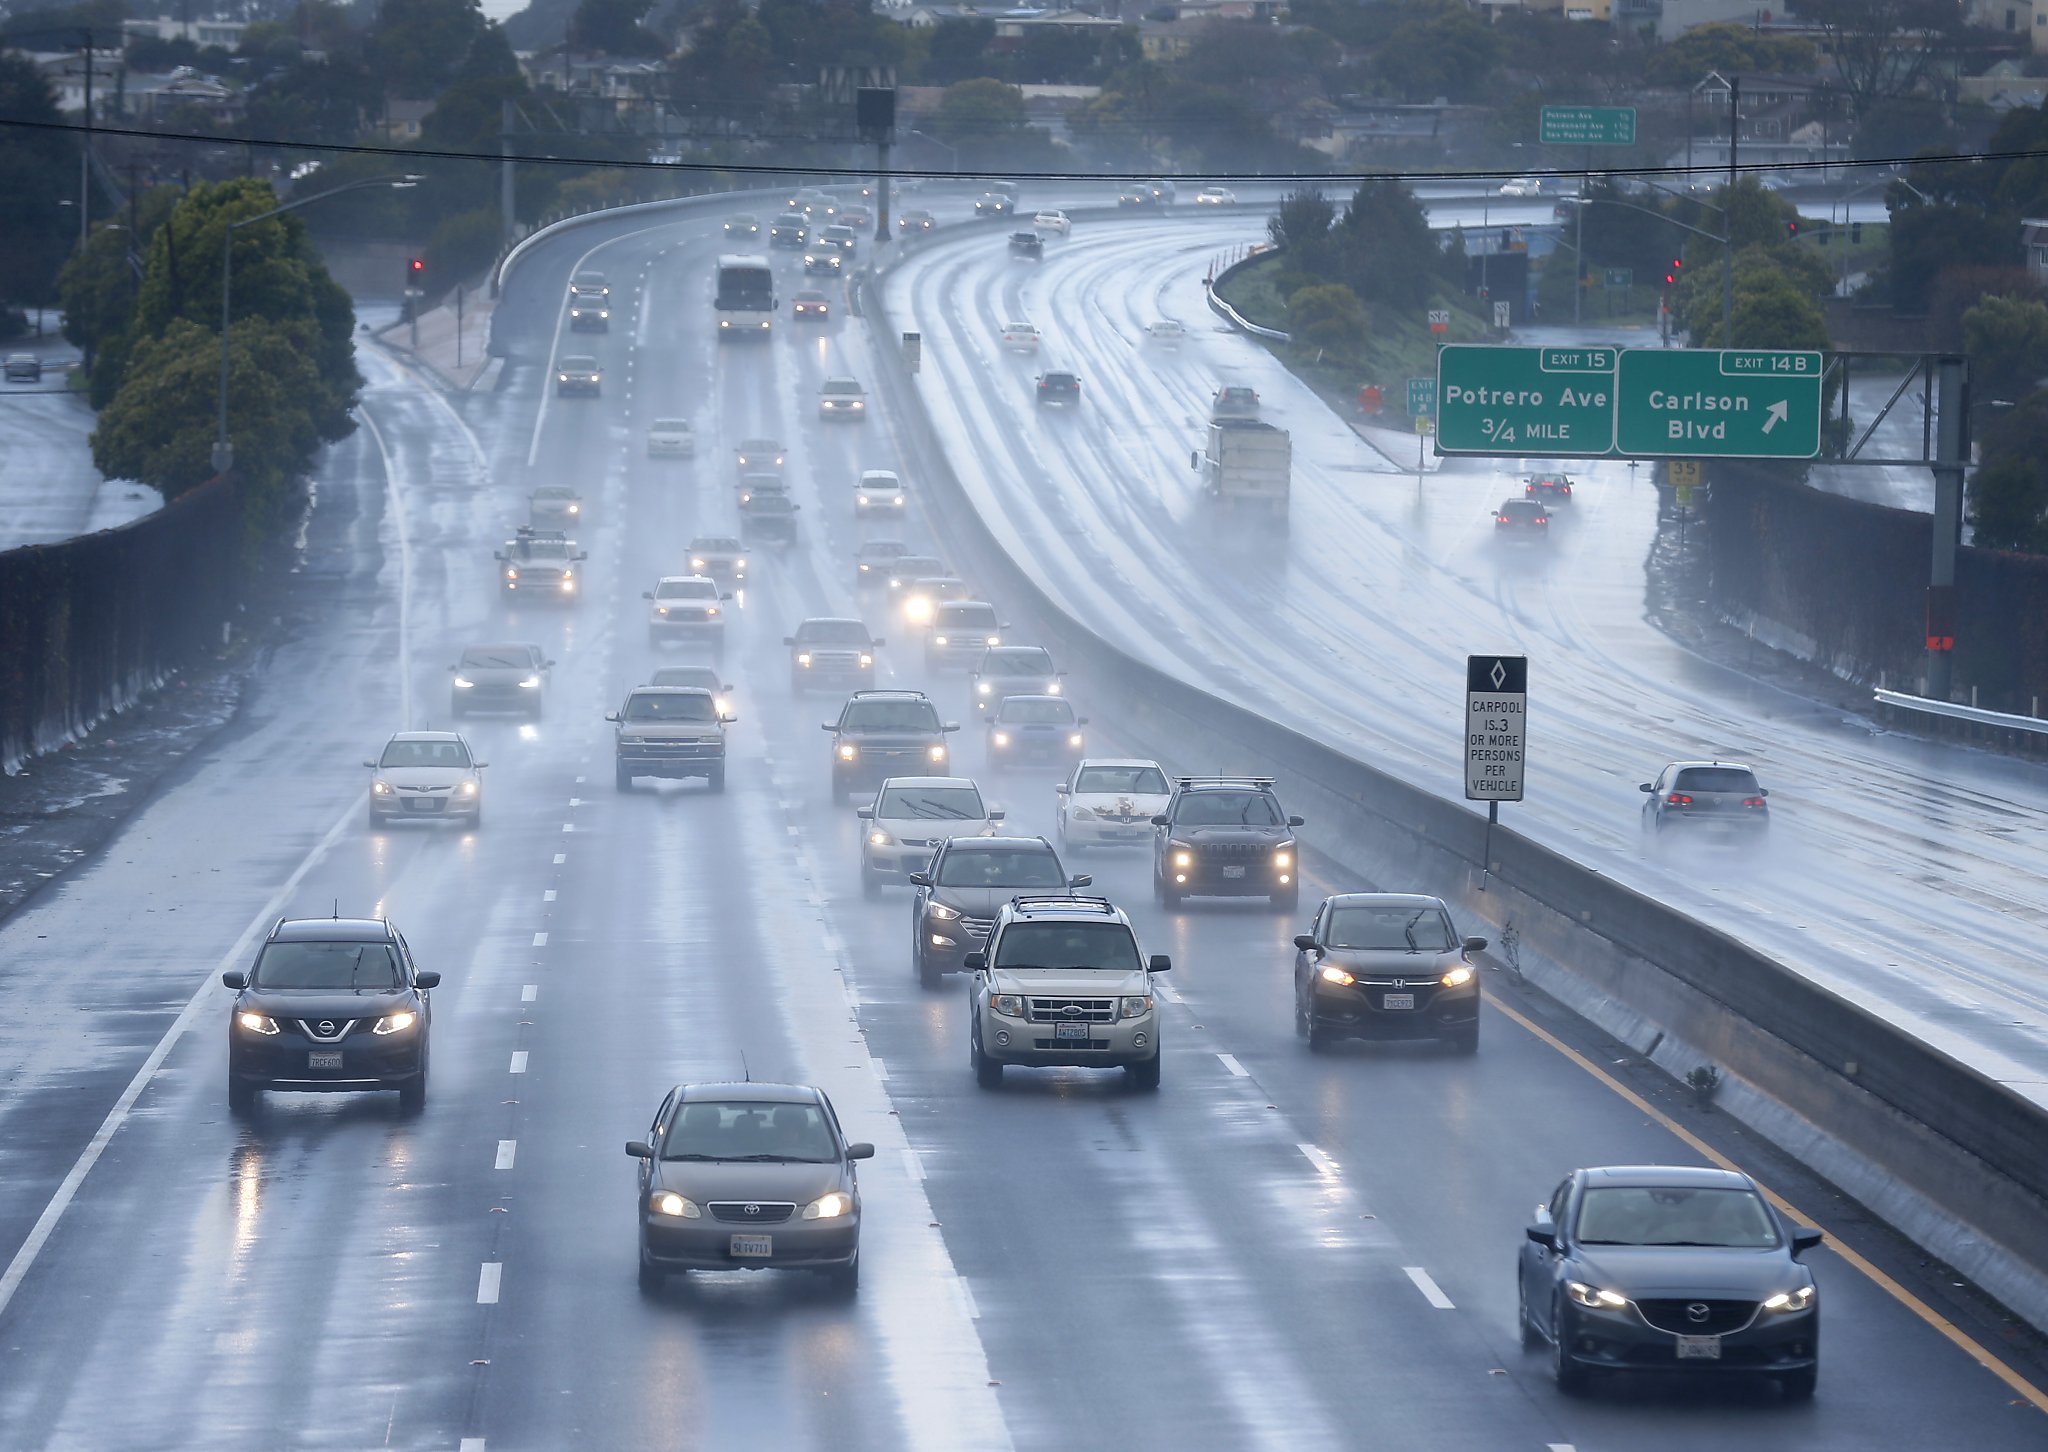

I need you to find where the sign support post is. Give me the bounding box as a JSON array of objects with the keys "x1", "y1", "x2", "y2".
[{"x1": 1465, "y1": 655, "x2": 1528, "y2": 891}]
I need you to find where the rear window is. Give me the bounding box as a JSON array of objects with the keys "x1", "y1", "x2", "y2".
[
  {"x1": 1501, "y1": 501, "x2": 1544, "y2": 517},
  {"x1": 1674, "y1": 767, "x2": 1762, "y2": 794}
]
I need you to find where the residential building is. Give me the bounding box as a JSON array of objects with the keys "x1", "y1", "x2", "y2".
[{"x1": 123, "y1": 16, "x2": 249, "y2": 49}]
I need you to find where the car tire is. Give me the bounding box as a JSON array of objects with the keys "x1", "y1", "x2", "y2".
[
  {"x1": 469, "y1": 804, "x2": 482, "y2": 829},
  {"x1": 1126, "y1": 1051, "x2": 1161, "y2": 1091},
  {"x1": 1551, "y1": 1301, "x2": 1591, "y2": 1395},
  {"x1": 862, "y1": 864, "x2": 881, "y2": 899},
  {"x1": 228, "y1": 1077, "x2": 257, "y2": 1114},
  {"x1": 367, "y1": 805, "x2": 385, "y2": 829},
  {"x1": 1448, "y1": 1023, "x2": 1479, "y2": 1055},
  {"x1": 917, "y1": 948, "x2": 941, "y2": 991},
  {"x1": 971, "y1": 1022, "x2": 1003, "y2": 1087},
  {"x1": 1306, "y1": 1023, "x2": 1334, "y2": 1054},
  {"x1": 1293, "y1": 993, "x2": 1310, "y2": 1039},
  {"x1": 1777, "y1": 1366, "x2": 1817, "y2": 1402},
  {"x1": 399, "y1": 1066, "x2": 427, "y2": 1114},
  {"x1": 1158, "y1": 873, "x2": 1183, "y2": 910},
  {"x1": 825, "y1": 1251, "x2": 860, "y2": 1296},
  {"x1": 616, "y1": 763, "x2": 634, "y2": 792},
  {"x1": 1274, "y1": 884, "x2": 1300, "y2": 914},
  {"x1": 707, "y1": 764, "x2": 726, "y2": 794},
  {"x1": 638, "y1": 1247, "x2": 666, "y2": 1295}
]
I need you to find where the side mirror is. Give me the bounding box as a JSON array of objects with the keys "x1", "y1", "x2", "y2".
[
  {"x1": 1760, "y1": 787, "x2": 1771, "y2": 797},
  {"x1": 473, "y1": 762, "x2": 488, "y2": 770},
  {"x1": 719, "y1": 714, "x2": 737, "y2": 725},
  {"x1": 363, "y1": 760, "x2": 378, "y2": 769},
  {"x1": 577, "y1": 551, "x2": 589, "y2": 561},
  {"x1": 1790, "y1": 1227, "x2": 1824, "y2": 1257},
  {"x1": 492, "y1": 551, "x2": 505, "y2": 561},
  {"x1": 446, "y1": 664, "x2": 457, "y2": 672},
  {"x1": 643, "y1": 592, "x2": 655, "y2": 600},
  {"x1": 1287, "y1": 815, "x2": 1304, "y2": 828},
  {"x1": 908, "y1": 871, "x2": 933, "y2": 887},
  {"x1": 963, "y1": 952, "x2": 987, "y2": 972},
  {"x1": 1637, "y1": 783, "x2": 1654, "y2": 793},
  {"x1": 1150, "y1": 815, "x2": 1170, "y2": 827},
  {"x1": 720, "y1": 591, "x2": 733, "y2": 600},
  {"x1": 546, "y1": 660, "x2": 557, "y2": 668},
  {"x1": 1190, "y1": 450, "x2": 1200, "y2": 470},
  {"x1": 821, "y1": 723, "x2": 837, "y2": 731},
  {"x1": 1148, "y1": 954, "x2": 1171, "y2": 973},
  {"x1": 871, "y1": 637, "x2": 886, "y2": 647},
  {"x1": 1525, "y1": 1225, "x2": 1558, "y2": 1251},
  {"x1": 604, "y1": 712, "x2": 621, "y2": 722},
  {"x1": 987, "y1": 809, "x2": 1006, "y2": 821},
  {"x1": 415, "y1": 970, "x2": 442, "y2": 989},
  {"x1": 1054, "y1": 783, "x2": 1068, "y2": 795},
  {"x1": 845, "y1": 1142, "x2": 876, "y2": 1160},
  {"x1": 942, "y1": 722, "x2": 961, "y2": 732},
  {"x1": 783, "y1": 636, "x2": 796, "y2": 646},
  {"x1": 1070, "y1": 874, "x2": 1093, "y2": 888},
  {"x1": 856, "y1": 807, "x2": 873, "y2": 819},
  {"x1": 625, "y1": 1141, "x2": 653, "y2": 1159},
  {"x1": 1292, "y1": 934, "x2": 1318, "y2": 952},
  {"x1": 222, "y1": 970, "x2": 248, "y2": 989},
  {"x1": 1462, "y1": 936, "x2": 1488, "y2": 953}
]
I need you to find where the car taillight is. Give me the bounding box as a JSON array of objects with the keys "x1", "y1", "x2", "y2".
[
  {"x1": 1667, "y1": 793, "x2": 1692, "y2": 805},
  {"x1": 1525, "y1": 484, "x2": 1535, "y2": 494},
  {"x1": 1496, "y1": 515, "x2": 1509, "y2": 523},
  {"x1": 1743, "y1": 797, "x2": 1766, "y2": 808},
  {"x1": 1534, "y1": 515, "x2": 1548, "y2": 524}
]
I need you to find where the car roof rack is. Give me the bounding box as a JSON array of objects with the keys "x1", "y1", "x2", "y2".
[
  {"x1": 1176, "y1": 775, "x2": 1276, "y2": 789},
  {"x1": 850, "y1": 688, "x2": 924, "y2": 698},
  {"x1": 1006, "y1": 895, "x2": 1120, "y2": 914}
]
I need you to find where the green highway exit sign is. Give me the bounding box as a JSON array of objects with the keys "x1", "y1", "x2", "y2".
[
  {"x1": 1436, "y1": 345, "x2": 1617, "y2": 456},
  {"x1": 1540, "y1": 106, "x2": 1637, "y2": 146},
  {"x1": 1615, "y1": 349, "x2": 1823, "y2": 458}
]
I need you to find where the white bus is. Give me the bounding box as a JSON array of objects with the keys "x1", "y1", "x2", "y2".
[{"x1": 715, "y1": 254, "x2": 776, "y2": 340}]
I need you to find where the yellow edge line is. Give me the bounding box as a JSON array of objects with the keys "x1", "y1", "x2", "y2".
[{"x1": 1486, "y1": 990, "x2": 2048, "y2": 1415}]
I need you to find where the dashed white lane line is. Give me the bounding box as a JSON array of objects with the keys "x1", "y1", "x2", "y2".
[
  {"x1": 569, "y1": 798, "x2": 584, "y2": 807},
  {"x1": 509, "y1": 1052, "x2": 529, "y2": 1074},
  {"x1": 477, "y1": 1263, "x2": 502, "y2": 1305},
  {"x1": 1548, "y1": 1445, "x2": 1576, "y2": 1451},
  {"x1": 460, "y1": 1440, "x2": 486, "y2": 1452},
  {"x1": 495, "y1": 1140, "x2": 517, "y2": 1171},
  {"x1": 553, "y1": 853, "x2": 566, "y2": 865},
  {"x1": 1404, "y1": 1266, "x2": 1455, "y2": 1309},
  {"x1": 543, "y1": 889, "x2": 557, "y2": 902},
  {"x1": 560, "y1": 823, "x2": 574, "y2": 833},
  {"x1": 575, "y1": 775, "x2": 586, "y2": 784},
  {"x1": 521, "y1": 984, "x2": 538, "y2": 1002},
  {"x1": 531, "y1": 932, "x2": 549, "y2": 947},
  {"x1": 1299, "y1": 1143, "x2": 1338, "y2": 1177},
  {"x1": 1216, "y1": 1052, "x2": 1248, "y2": 1077}
]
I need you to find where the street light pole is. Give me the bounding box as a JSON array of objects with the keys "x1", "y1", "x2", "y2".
[
  {"x1": 1724, "y1": 75, "x2": 1738, "y2": 346},
  {"x1": 213, "y1": 174, "x2": 420, "y2": 476}
]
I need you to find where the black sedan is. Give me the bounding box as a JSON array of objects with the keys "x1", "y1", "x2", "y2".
[
  {"x1": 1519, "y1": 1165, "x2": 1822, "y2": 1399},
  {"x1": 628, "y1": 1081, "x2": 873, "y2": 1293},
  {"x1": 1008, "y1": 231, "x2": 1044, "y2": 260},
  {"x1": 1292, "y1": 893, "x2": 1483, "y2": 1053}
]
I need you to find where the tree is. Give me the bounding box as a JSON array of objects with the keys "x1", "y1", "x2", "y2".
[
  {"x1": 919, "y1": 19, "x2": 997, "y2": 84},
  {"x1": 1287, "y1": 282, "x2": 1367, "y2": 358},
  {"x1": 1642, "y1": 22, "x2": 1817, "y2": 88},
  {"x1": 1963, "y1": 294, "x2": 2048, "y2": 401},
  {"x1": 1886, "y1": 203, "x2": 2017, "y2": 312},
  {"x1": 57, "y1": 185, "x2": 180, "y2": 393},
  {"x1": 1685, "y1": 260, "x2": 1830, "y2": 349},
  {"x1": 0, "y1": 54, "x2": 76, "y2": 310},
  {"x1": 1786, "y1": 0, "x2": 1958, "y2": 121},
  {"x1": 369, "y1": 0, "x2": 490, "y2": 99},
  {"x1": 1970, "y1": 390, "x2": 2048, "y2": 551},
  {"x1": 1329, "y1": 179, "x2": 1450, "y2": 306},
  {"x1": 1371, "y1": 2, "x2": 1501, "y2": 105},
  {"x1": 1269, "y1": 187, "x2": 1334, "y2": 252},
  {"x1": 568, "y1": 0, "x2": 665, "y2": 56}
]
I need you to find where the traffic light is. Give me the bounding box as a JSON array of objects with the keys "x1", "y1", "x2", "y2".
[
  {"x1": 408, "y1": 257, "x2": 425, "y2": 281},
  {"x1": 1664, "y1": 257, "x2": 1682, "y2": 285},
  {"x1": 1785, "y1": 219, "x2": 1799, "y2": 237}
]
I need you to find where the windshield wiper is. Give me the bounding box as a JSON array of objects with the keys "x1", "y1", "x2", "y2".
[
  {"x1": 662, "y1": 1152, "x2": 722, "y2": 1161},
  {"x1": 1403, "y1": 910, "x2": 1427, "y2": 953}
]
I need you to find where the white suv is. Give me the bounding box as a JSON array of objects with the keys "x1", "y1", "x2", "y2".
[
  {"x1": 967, "y1": 896, "x2": 1169, "y2": 1090},
  {"x1": 855, "y1": 469, "x2": 906, "y2": 516},
  {"x1": 1056, "y1": 758, "x2": 1172, "y2": 849},
  {"x1": 857, "y1": 776, "x2": 1004, "y2": 894}
]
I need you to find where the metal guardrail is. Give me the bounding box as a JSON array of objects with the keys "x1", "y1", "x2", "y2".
[
  {"x1": 1874, "y1": 687, "x2": 2048, "y2": 736},
  {"x1": 1205, "y1": 250, "x2": 1290, "y2": 343}
]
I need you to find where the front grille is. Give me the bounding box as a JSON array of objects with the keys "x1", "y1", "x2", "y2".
[
  {"x1": 808, "y1": 650, "x2": 864, "y2": 670},
  {"x1": 293, "y1": 1018, "x2": 366, "y2": 1042},
  {"x1": 1026, "y1": 996, "x2": 1117, "y2": 1023},
  {"x1": 624, "y1": 741, "x2": 721, "y2": 759},
  {"x1": 1193, "y1": 841, "x2": 1274, "y2": 860},
  {"x1": 708, "y1": 1202, "x2": 797, "y2": 1225},
  {"x1": 1636, "y1": 1299, "x2": 1760, "y2": 1336},
  {"x1": 1033, "y1": 1037, "x2": 1109, "y2": 1050},
  {"x1": 860, "y1": 745, "x2": 927, "y2": 761},
  {"x1": 959, "y1": 916, "x2": 994, "y2": 941}
]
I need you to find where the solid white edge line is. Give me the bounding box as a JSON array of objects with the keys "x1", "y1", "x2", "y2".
[
  {"x1": 1403, "y1": 1266, "x2": 1455, "y2": 1310},
  {"x1": 509, "y1": 1052, "x2": 528, "y2": 1074},
  {"x1": 0, "y1": 792, "x2": 362, "y2": 1320},
  {"x1": 495, "y1": 1140, "x2": 517, "y2": 1171},
  {"x1": 1547, "y1": 1445, "x2": 1577, "y2": 1452},
  {"x1": 354, "y1": 405, "x2": 414, "y2": 728},
  {"x1": 1216, "y1": 1052, "x2": 1248, "y2": 1077},
  {"x1": 477, "y1": 1263, "x2": 502, "y2": 1305}
]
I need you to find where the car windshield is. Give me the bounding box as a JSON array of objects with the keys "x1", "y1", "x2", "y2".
[
  {"x1": 1000, "y1": 699, "x2": 1073, "y2": 724},
  {"x1": 985, "y1": 650, "x2": 1053, "y2": 676},
  {"x1": 879, "y1": 785, "x2": 985, "y2": 819},
  {"x1": 1674, "y1": 768, "x2": 1763, "y2": 794},
  {"x1": 561, "y1": 357, "x2": 597, "y2": 370},
  {"x1": 650, "y1": 668, "x2": 719, "y2": 689},
  {"x1": 824, "y1": 381, "x2": 862, "y2": 395},
  {"x1": 936, "y1": 848, "x2": 1065, "y2": 888},
  {"x1": 692, "y1": 538, "x2": 739, "y2": 553},
  {"x1": 624, "y1": 693, "x2": 716, "y2": 722},
  {"x1": 661, "y1": 1100, "x2": 838, "y2": 1163},
  {"x1": 861, "y1": 542, "x2": 908, "y2": 561},
  {"x1": 380, "y1": 739, "x2": 472, "y2": 768},
  {"x1": 510, "y1": 539, "x2": 570, "y2": 560},
  {"x1": 936, "y1": 606, "x2": 998, "y2": 630},
  {"x1": 655, "y1": 580, "x2": 716, "y2": 600},
  {"x1": 251, "y1": 941, "x2": 402, "y2": 991},
  {"x1": 843, "y1": 700, "x2": 940, "y2": 731},
  {"x1": 737, "y1": 441, "x2": 782, "y2": 459},
  {"x1": 1575, "y1": 1186, "x2": 1782, "y2": 1248},
  {"x1": 1173, "y1": 791, "x2": 1282, "y2": 826},
  {"x1": 860, "y1": 474, "x2": 900, "y2": 489},
  {"x1": 534, "y1": 488, "x2": 574, "y2": 501},
  {"x1": 993, "y1": 922, "x2": 1141, "y2": 973},
  {"x1": 1005, "y1": 323, "x2": 1034, "y2": 334},
  {"x1": 1076, "y1": 765, "x2": 1169, "y2": 795},
  {"x1": 459, "y1": 646, "x2": 532, "y2": 669},
  {"x1": 653, "y1": 419, "x2": 689, "y2": 432},
  {"x1": 798, "y1": 620, "x2": 872, "y2": 645},
  {"x1": 1325, "y1": 905, "x2": 1456, "y2": 951}
]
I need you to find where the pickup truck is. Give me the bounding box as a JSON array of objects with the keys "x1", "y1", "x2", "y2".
[{"x1": 608, "y1": 687, "x2": 732, "y2": 793}]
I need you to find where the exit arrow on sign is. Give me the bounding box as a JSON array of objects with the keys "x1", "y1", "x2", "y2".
[{"x1": 1762, "y1": 400, "x2": 1788, "y2": 434}]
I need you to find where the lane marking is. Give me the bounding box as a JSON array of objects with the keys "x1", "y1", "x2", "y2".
[
  {"x1": 553, "y1": 853, "x2": 566, "y2": 864},
  {"x1": 1404, "y1": 1266, "x2": 1455, "y2": 1309},
  {"x1": 1298, "y1": 1143, "x2": 1338, "y2": 1177},
  {"x1": 1488, "y1": 991, "x2": 2048, "y2": 1413},
  {"x1": 521, "y1": 984, "x2": 537, "y2": 1002},
  {"x1": 461, "y1": 1441, "x2": 486, "y2": 1452},
  {"x1": 1216, "y1": 1052, "x2": 1248, "y2": 1077},
  {"x1": 872, "y1": 1057, "x2": 890, "y2": 1081},
  {"x1": 543, "y1": 889, "x2": 556, "y2": 902},
  {"x1": 531, "y1": 932, "x2": 548, "y2": 947},
  {"x1": 495, "y1": 1140, "x2": 517, "y2": 1171},
  {"x1": 477, "y1": 1263, "x2": 501, "y2": 1305},
  {"x1": 560, "y1": 823, "x2": 573, "y2": 833},
  {"x1": 1548, "y1": 1445, "x2": 1576, "y2": 1452},
  {"x1": 0, "y1": 793, "x2": 362, "y2": 1321},
  {"x1": 509, "y1": 1052, "x2": 528, "y2": 1074},
  {"x1": 1155, "y1": 982, "x2": 1182, "y2": 1004},
  {"x1": 901, "y1": 1146, "x2": 925, "y2": 1182}
]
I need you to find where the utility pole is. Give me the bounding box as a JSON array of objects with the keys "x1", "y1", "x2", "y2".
[
  {"x1": 499, "y1": 98, "x2": 517, "y2": 288},
  {"x1": 1723, "y1": 75, "x2": 1738, "y2": 347},
  {"x1": 80, "y1": 34, "x2": 94, "y2": 249},
  {"x1": 857, "y1": 86, "x2": 896, "y2": 245},
  {"x1": 1926, "y1": 355, "x2": 1968, "y2": 700},
  {"x1": 1573, "y1": 146, "x2": 1587, "y2": 325}
]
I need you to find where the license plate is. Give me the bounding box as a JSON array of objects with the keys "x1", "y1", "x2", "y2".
[
  {"x1": 1221, "y1": 865, "x2": 1246, "y2": 879},
  {"x1": 1676, "y1": 1335, "x2": 1721, "y2": 1360},
  {"x1": 308, "y1": 1050, "x2": 344, "y2": 1071},
  {"x1": 404, "y1": 799, "x2": 438, "y2": 811},
  {"x1": 1054, "y1": 1022, "x2": 1091, "y2": 1042},
  {"x1": 730, "y1": 1235, "x2": 772, "y2": 1258},
  {"x1": 1382, "y1": 993, "x2": 1415, "y2": 1011}
]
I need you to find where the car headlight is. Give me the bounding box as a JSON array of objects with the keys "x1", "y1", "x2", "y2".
[
  {"x1": 1172, "y1": 849, "x2": 1192, "y2": 868},
  {"x1": 238, "y1": 1012, "x2": 280, "y2": 1034},
  {"x1": 558, "y1": 373, "x2": 568, "y2": 381},
  {"x1": 1068, "y1": 733, "x2": 1084, "y2": 747},
  {"x1": 852, "y1": 401, "x2": 863, "y2": 409},
  {"x1": 986, "y1": 635, "x2": 1000, "y2": 646},
  {"x1": 927, "y1": 902, "x2": 961, "y2": 921},
  {"x1": 803, "y1": 1190, "x2": 853, "y2": 1220},
  {"x1": 1045, "y1": 682, "x2": 1060, "y2": 694},
  {"x1": 797, "y1": 653, "x2": 813, "y2": 666},
  {"x1": 651, "y1": 1191, "x2": 701, "y2": 1219},
  {"x1": 1120, "y1": 995, "x2": 1152, "y2": 1018},
  {"x1": 568, "y1": 504, "x2": 580, "y2": 514},
  {"x1": 927, "y1": 744, "x2": 947, "y2": 761},
  {"x1": 656, "y1": 606, "x2": 669, "y2": 616},
  {"x1": 691, "y1": 557, "x2": 706, "y2": 568},
  {"x1": 992, "y1": 732, "x2": 1010, "y2": 747},
  {"x1": 457, "y1": 780, "x2": 478, "y2": 797},
  {"x1": 990, "y1": 993, "x2": 1026, "y2": 1018},
  {"x1": 1566, "y1": 1280, "x2": 1630, "y2": 1311},
  {"x1": 977, "y1": 682, "x2": 992, "y2": 695},
  {"x1": 519, "y1": 675, "x2": 541, "y2": 689},
  {"x1": 932, "y1": 634, "x2": 948, "y2": 645},
  {"x1": 372, "y1": 780, "x2": 394, "y2": 796},
  {"x1": 372, "y1": 1010, "x2": 417, "y2": 1034},
  {"x1": 1763, "y1": 1285, "x2": 1816, "y2": 1313},
  {"x1": 858, "y1": 495, "x2": 870, "y2": 505},
  {"x1": 859, "y1": 653, "x2": 873, "y2": 667},
  {"x1": 1318, "y1": 964, "x2": 1356, "y2": 986},
  {"x1": 838, "y1": 744, "x2": 858, "y2": 761},
  {"x1": 1274, "y1": 851, "x2": 1292, "y2": 868},
  {"x1": 868, "y1": 831, "x2": 891, "y2": 847},
  {"x1": 705, "y1": 606, "x2": 719, "y2": 617},
  {"x1": 560, "y1": 576, "x2": 574, "y2": 591},
  {"x1": 452, "y1": 676, "x2": 475, "y2": 689},
  {"x1": 505, "y1": 568, "x2": 519, "y2": 580},
  {"x1": 1439, "y1": 965, "x2": 1474, "y2": 988}
]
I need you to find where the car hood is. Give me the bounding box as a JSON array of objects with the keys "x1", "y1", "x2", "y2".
[
  {"x1": 876, "y1": 817, "x2": 992, "y2": 844},
  {"x1": 1576, "y1": 1245, "x2": 1800, "y2": 1300},
  {"x1": 1073, "y1": 792, "x2": 1170, "y2": 817},
  {"x1": 650, "y1": 1159, "x2": 846, "y2": 1206},
  {"x1": 988, "y1": 967, "x2": 1150, "y2": 997},
  {"x1": 1318, "y1": 946, "x2": 1464, "y2": 977},
  {"x1": 457, "y1": 665, "x2": 533, "y2": 685},
  {"x1": 928, "y1": 885, "x2": 1059, "y2": 917},
  {"x1": 378, "y1": 766, "x2": 476, "y2": 788},
  {"x1": 992, "y1": 719, "x2": 1073, "y2": 733},
  {"x1": 1170, "y1": 825, "x2": 1290, "y2": 845},
  {"x1": 239, "y1": 988, "x2": 414, "y2": 1018}
]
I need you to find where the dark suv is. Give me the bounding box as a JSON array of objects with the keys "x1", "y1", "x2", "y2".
[
  {"x1": 1152, "y1": 775, "x2": 1303, "y2": 911},
  {"x1": 787, "y1": 617, "x2": 884, "y2": 694},
  {"x1": 824, "y1": 690, "x2": 959, "y2": 801},
  {"x1": 1639, "y1": 761, "x2": 1769, "y2": 841},
  {"x1": 908, "y1": 835, "x2": 1088, "y2": 988},
  {"x1": 223, "y1": 916, "x2": 439, "y2": 1114}
]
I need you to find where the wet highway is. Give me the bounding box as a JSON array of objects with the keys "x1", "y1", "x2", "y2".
[{"x1": 0, "y1": 191, "x2": 2041, "y2": 1451}]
